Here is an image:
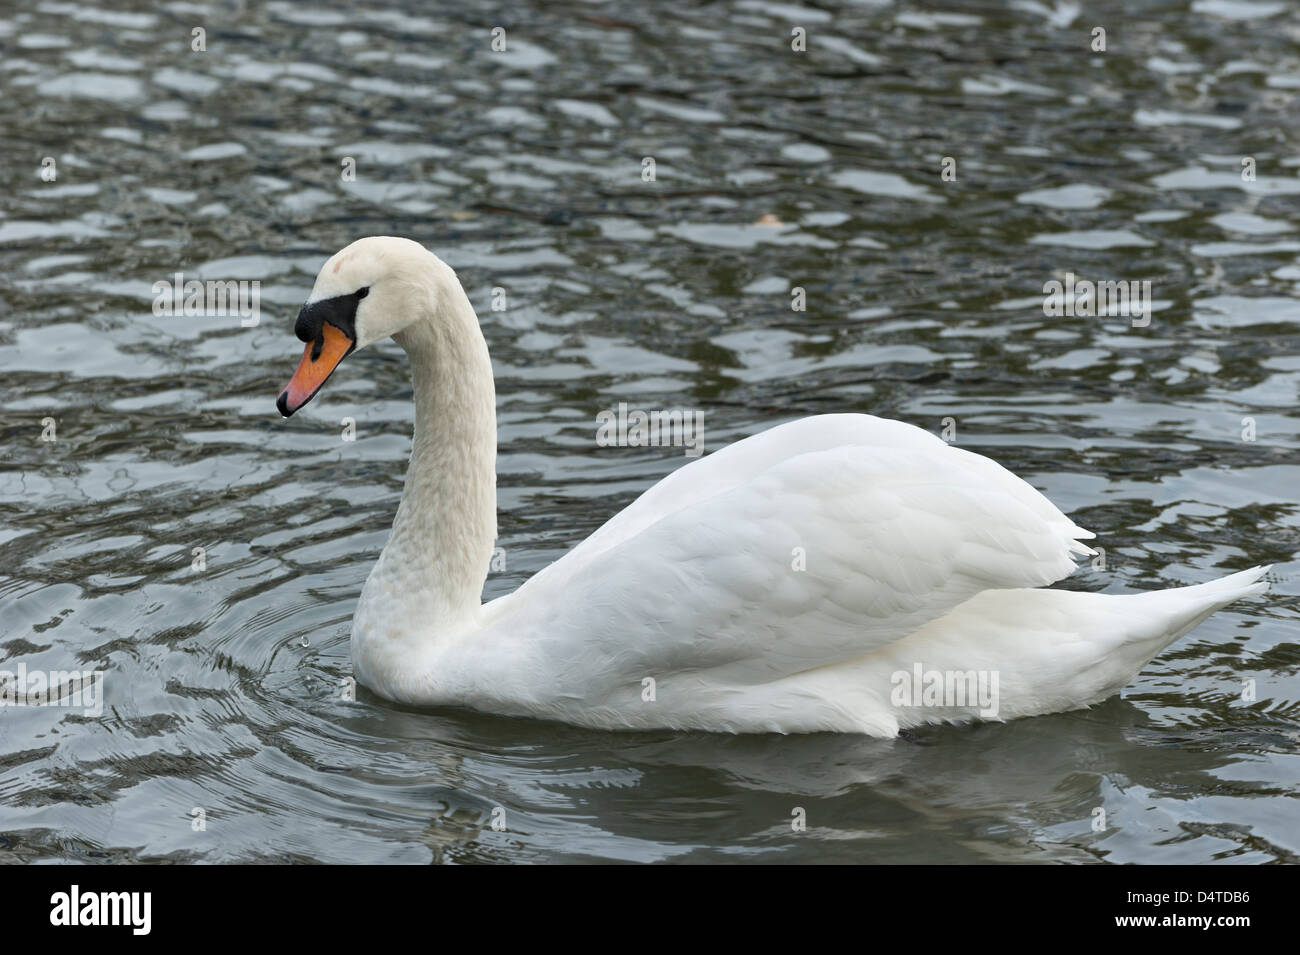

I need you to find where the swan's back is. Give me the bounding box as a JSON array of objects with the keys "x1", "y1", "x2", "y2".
[
  {"x1": 522, "y1": 413, "x2": 1093, "y2": 591},
  {"x1": 454, "y1": 413, "x2": 1238, "y2": 733}
]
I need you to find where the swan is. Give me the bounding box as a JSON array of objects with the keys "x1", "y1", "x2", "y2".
[{"x1": 275, "y1": 236, "x2": 1269, "y2": 736}]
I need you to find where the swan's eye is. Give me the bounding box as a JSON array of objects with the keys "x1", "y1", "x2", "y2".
[{"x1": 356, "y1": 286, "x2": 370, "y2": 299}]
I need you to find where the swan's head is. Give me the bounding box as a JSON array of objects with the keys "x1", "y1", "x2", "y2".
[{"x1": 276, "y1": 236, "x2": 446, "y2": 416}]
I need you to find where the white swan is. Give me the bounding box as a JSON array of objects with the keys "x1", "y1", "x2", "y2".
[{"x1": 276, "y1": 236, "x2": 1268, "y2": 736}]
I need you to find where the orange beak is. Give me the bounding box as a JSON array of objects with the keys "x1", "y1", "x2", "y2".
[{"x1": 277, "y1": 322, "x2": 354, "y2": 417}]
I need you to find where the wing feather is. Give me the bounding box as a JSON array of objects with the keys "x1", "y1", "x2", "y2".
[{"x1": 495, "y1": 414, "x2": 1094, "y2": 696}]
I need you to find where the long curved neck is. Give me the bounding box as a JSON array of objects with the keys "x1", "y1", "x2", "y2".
[{"x1": 384, "y1": 277, "x2": 496, "y2": 627}]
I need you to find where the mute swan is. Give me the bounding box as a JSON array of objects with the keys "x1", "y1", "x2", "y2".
[{"x1": 276, "y1": 236, "x2": 1268, "y2": 736}]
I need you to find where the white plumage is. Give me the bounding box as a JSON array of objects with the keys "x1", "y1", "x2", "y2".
[{"x1": 278, "y1": 237, "x2": 1268, "y2": 736}]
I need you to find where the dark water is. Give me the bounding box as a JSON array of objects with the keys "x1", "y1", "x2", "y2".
[{"x1": 1, "y1": 0, "x2": 1297, "y2": 863}]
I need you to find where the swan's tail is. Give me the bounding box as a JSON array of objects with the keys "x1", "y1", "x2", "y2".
[
  {"x1": 881, "y1": 566, "x2": 1270, "y2": 730},
  {"x1": 1114, "y1": 565, "x2": 1270, "y2": 652}
]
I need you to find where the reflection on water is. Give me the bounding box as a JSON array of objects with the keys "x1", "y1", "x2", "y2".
[{"x1": 0, "y1": 0, "x2": 1297, "y2": 863}]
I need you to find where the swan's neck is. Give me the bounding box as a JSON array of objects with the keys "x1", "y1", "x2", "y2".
[{"x1": 382, "y1": 282, "x2": 496, "y2": 630}]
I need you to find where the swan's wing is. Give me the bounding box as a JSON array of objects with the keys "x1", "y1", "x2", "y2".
[
  {"x1": 568, "y1": 413, "x2": 953, "y2": 561},
  {"x1": 499, "y1": 414, "x2": 1094, "y2": 693},
  {"x1": 561, "y1": 413, "x2": 1089, "y2": 563}
]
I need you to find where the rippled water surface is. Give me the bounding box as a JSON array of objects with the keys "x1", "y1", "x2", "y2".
[{"x1": 1, "y1": 0, "x2": 1298, "y2": 863}]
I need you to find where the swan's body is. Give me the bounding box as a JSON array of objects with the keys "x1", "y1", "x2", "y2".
[{"x1": 277, "y1": 237, "x2": 1268, "y2": 736}]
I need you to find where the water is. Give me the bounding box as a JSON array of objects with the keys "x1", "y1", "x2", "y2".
[{"x1": 0, "y1": 0, "x2": 1297, "y2": 863}]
